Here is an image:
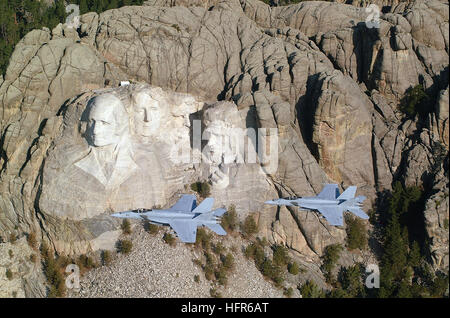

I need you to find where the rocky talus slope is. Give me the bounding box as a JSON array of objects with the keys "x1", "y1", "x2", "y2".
[{"x1": 68, "y1": 225, "x2": 286, "y2": 298}]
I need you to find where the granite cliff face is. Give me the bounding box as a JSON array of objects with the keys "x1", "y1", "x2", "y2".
[{"x1": 0, "y1": 0, "x2": 448, "y2": 296}]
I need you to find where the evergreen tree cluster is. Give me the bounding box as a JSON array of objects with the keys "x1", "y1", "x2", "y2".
[
  {"x1": 378, "y1": 182, "x2": 448, "y2": 297},
  {"x1": 400, "y1": 84, "x2": 430, "y2": 118},
  {"x1": 0, "y1": 0, "x2": 145, "y2": 76}
]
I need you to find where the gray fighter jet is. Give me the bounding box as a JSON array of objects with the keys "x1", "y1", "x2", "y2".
[
  {"x1": 111, "y1": 194, "x2": 227, "y2": 243},
  {"x1": 264, "y1": 184, "x2": 369, "y2": 226}
]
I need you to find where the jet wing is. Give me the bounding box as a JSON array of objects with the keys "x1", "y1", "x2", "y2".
[
  {"x1": 168, "y1": 220, "x2": 197, "y2": 243},
  {"x1": 317, "y1": 184, "x2": 340, "y2": 199},
  {"x1": 317, "y1": 206, "x2": 344, "y2": 226},
  {"x1": 192, "y1": 198, "x2": 214, "y2": 214},
  {"x1": 169, "y1": 194, "x2": 197, "y2": 212}
]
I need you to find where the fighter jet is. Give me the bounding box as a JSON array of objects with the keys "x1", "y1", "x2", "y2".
[
  {"x1": 264, "y1": 184, "x2": 369, "y2": 226},
  {"x1": 111, "y1": 194, "x2": 227, "y2": 243}
]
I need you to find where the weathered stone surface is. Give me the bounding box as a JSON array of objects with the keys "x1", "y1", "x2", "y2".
[
  {"x1": 424, "y1": 164, "x2": 449, "y2": 271},
  {"x1": 0, "y1": 0, "x2": 448, "y2": 295},
  {"x1": 309, "y1": 71, "x2": 375, "y2": 196},
  {"x1": 431, "y1": 88, "x2": 449, "y2": 148},
  {"x1": 0, "y1": 237, "x2": 46, "y2": 298}
]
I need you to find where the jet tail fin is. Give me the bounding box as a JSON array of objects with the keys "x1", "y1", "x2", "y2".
[{"x1": 337, "y1": 186, "x2": 357, "y2": 200}]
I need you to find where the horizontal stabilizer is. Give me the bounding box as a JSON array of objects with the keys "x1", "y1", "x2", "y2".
[
  {"x1": 337, "y1": 186, "x2": 357, "y2": 200},
  {"x1": 192, "y1": 198, "x2": 214, "y2": 214},
  {"x1": 213, "y1": 208, "x2": 226, "y2": 217},
  {"x1": 205, "y1": 223, "x2": 227, "y2": 236},
  {"x1": 347, "y1": 207, "x2": 369, "y2": 220}
]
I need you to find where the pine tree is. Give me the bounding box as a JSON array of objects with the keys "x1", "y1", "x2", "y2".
[
  {"x1": 107, "y1": 0, "x2": 119, "y2": 10},
  {"x1": 80, "y1": 0, "x2": 89, "y2": 14}
]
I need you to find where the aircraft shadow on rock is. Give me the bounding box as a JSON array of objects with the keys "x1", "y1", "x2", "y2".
[
  {"x1": 265, "y1": 184, "x2": 369, "y2": 226},
  {"x1": 111, "y1": 194, "x2": 227, "y2": 243}
]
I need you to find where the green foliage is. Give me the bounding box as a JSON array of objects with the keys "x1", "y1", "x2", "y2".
[
  {"x1": 337, "y1": 265, "x2": 366, "y2": 297},
  {"x1": 299, "y1": 280, "x2": 325, "y2": 298},
  {"x1": 215, "y1": 265, "x2": 228, "y2": 286},
  {"x1": 444, "y1": 219, "x2": 449, "y2": 230},
  {"x1": 194, "y1": 274, "x2": 200, "y2": 283},
  {"x1": 5, "y1": 268, "x2": 13, "y2": 280},
  {"x1": 101, "y1": 250, "x2": 112, "y2": 266},
  {"x1": 345, "y1": 215, "x2": 368, "y2": 251},
  {"x1": 0, "y1": 0, "x2": 146, "y2": 76},
  {"x1": 117, "y1": 239, "x2": 133, "y2": 254},
  {"x1": 221, "y1": 253, "x2": 235, "y2": 271},
  {"x1": 321, "y1": 244, "x2": 343, "y2": 283},
  {"x1": 246, "y1": 239, "x2": 285, "y2": 286},
  {"x1": 429, "y1": 272, "x2": 449, "y2": 297},
  {"x1": 408, "y1": 241, "x2": 421, "y2": 268},
  {"x1": 272, "y1": 245, "x2": 290, "y2": 267},
  {"x1": 375, "y1": 182, "x2": 449, "y2": 298},
  {"x1": 203, "y1": 252, "x2": 215, "y2": 281},
  {"x1": 288, "y1": 262, "x2": 300, "y2": 275},
  {"x1": 244, "y1": 241, "x2": 265, "y2": 268},
  {"x1": 40, "y1": 242, "x2": 50, "y2": 258},
  {"x1": 400, "y1": 84, "x2": 430, "y2": 118},
  {"x1": 9, "y1": 233, "x2": 17, "y2": 243},
  {"x1": 27, "y1": 232, "x2": 37, "y2": 249},
  {"x1": 171, "y1": 24, "x2": 181, "y2": 32},
  {"x1": 210, "y1": 288, "x2": 222, "y2": 298},
  {"x1": 241, "y1": 215, "x2": 258, "y2": 237},
  {"x1": 163, "y1": 233, "x2": 176, "y2": 247},
  {"x1": 42, "y1": 250, "x2": 66, "y2": 297},
  {"x1": 284, "y1": 287, "x2": 294, "y2": 298},
  {"x1": 30, "y1": 254, "x2": 37, "y2": 264},
  {"x1": 377, "y1": 182, "x2": 431, "y2": 298},
  {"x1": 77, "y1": 254, "x2": 96, "y2": 271},
  {"x1": 261, "y1": 258, "x2": 285, "y2": 286},
  {"x1": 195, "y1": 228, "x2": 212, "y2": 250},
  {"x1": 56, "y1": 255, "x2": 71, "y2": 269},
  {"x1": 144, "y1": 222, "x2": 159, "y2": 235},
  {"x1": 190, "y1": 181, "x2": 210, "y2": 198},
  {"x1": 121, "y1": 219, "x2": 131, "y2": 235},
  {"x1": 221, "y1": 205, "x2": 238, "y2": 233},
  {"x1": 327, "y1": 287, "x2": 350, "y2": 298},
  {"x1": 8, "y1": 249, "x2": 13, "y2": 259},
  {"x1": 213, "y1": 242, "x2": 225, "y2": 255}
]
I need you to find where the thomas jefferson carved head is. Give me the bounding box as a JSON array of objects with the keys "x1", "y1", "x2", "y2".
[{"x1": 131, "y1": 89, "x2": 166, "y2": 138}]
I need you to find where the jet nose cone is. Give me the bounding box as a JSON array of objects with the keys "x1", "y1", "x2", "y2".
[
  {"x1": 111, "y1": 213, "x2": 123, "y2": 218},
  {"x1": 265, "y1": 200, "x2": 277, "y2": 205}
]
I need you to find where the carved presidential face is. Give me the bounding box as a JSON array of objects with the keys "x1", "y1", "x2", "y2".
[
  {"x1": 132, "y1": 92, "x2": 162, "y2": 137},
  {"x1": 87, "y1": 94, "x2": 127, "y2": 147},
  {"x1": 203, "y1": 120, "x2": 236, "y2": 165}
]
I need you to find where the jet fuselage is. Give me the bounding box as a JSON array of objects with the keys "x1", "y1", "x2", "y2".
[{"x1": 113, "y1": 210, "x2": 220, "y2": 226}]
